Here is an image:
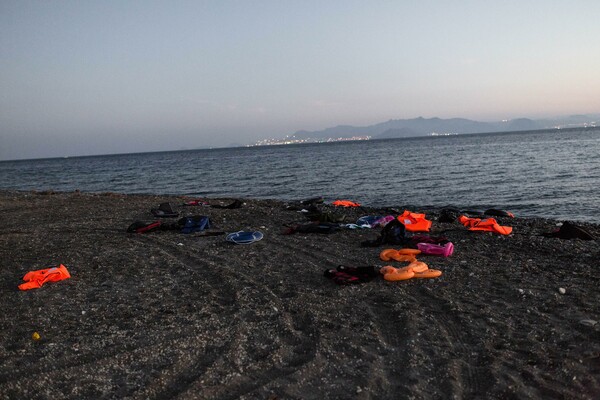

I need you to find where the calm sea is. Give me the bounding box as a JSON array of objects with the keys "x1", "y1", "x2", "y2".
[{"x1": 1, "y1": 128, "x2": 599, "y2": 223}]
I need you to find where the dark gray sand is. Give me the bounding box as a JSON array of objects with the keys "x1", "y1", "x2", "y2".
[{"x1": 1, "y1": 191, "x2": 599, "y2": 399}]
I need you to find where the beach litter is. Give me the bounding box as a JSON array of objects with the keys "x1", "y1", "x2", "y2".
[
  {"x1": 225, "y1": 231, "x2": 264, "y2": 244},
  {"x1": 18, "y1": 264, "x2": 71, "y2": 291},
  {"x1": 458, "y1": 215, "x2": 513, "y2": 235},
  {"x1": 127, "y1": 220, "x2": 162, "y2": 233},
  {"x1": 179, "y1": 216, "x2": 211, "y2": 234},
  {"x1": 380, "y1": 262, "x2": 442, "y2": 281},
  {"x1": 397, "y1": 210, "x2": 432, "y2": 232},
  {"x1": 542, "y1": 221, "x2": 596, "y2": 240},
  {"x1": 332, "y1": 200, "x2": 361, "y2": 207},
  {"x1": 323, "y1": 265, "x2": 378, "y2": 285},
  {"x1": 150, "y1": 202, "x2": 179, "y2": 218},
  {"x1": 417, "y1": 242, "x2": 454, "y2": 257},
  {"x1": 211, "y1": 199, "x2": 243, "y2": 209},
  {"x1": 379, "y1": 248, "x2": 418, "y2": 263}
]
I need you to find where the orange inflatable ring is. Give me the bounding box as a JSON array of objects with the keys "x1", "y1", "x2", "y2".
[
  {"x1": 391, "y1": 254, "x2": 417, "y2": 263},
  {"x1": 383, "y1": 268, "x2": 415, "y2": 281},
  {"x1": 413, "y1": 269, "x2": 442, "y2": 278},
  {"x1": 380, "y1": 249, "x2": 399, "y2": 261},
  {"x1": 379, "y1": 266, "x2": 398, "y2": 275},
  {"x1": 379, "y1": 249, "x2": 418, "y2": 263},
  {"x1": 397, "y1": 248, "x2": 421, "y2": 256},
  {"x1": 406, "y1": 261, "x2": 429, "y2": 273}
]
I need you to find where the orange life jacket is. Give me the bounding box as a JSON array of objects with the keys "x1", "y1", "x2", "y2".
[
  {"x1": 332, "y1": 200, "x2": 361, "y2": 207},
  {"x1": 397, "y1": 210, "x2": 432, "y2": 232},
  {"x1": 19, "y1": 264, "x2": 71, "y2": 291},
  {"x1": 458, "y1": 215, "x2": 513, "y2": 235}
]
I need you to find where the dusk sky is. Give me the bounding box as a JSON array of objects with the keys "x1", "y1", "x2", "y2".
[{"x1": 2, "y1": 1, "x2": 599, "y2": 160}]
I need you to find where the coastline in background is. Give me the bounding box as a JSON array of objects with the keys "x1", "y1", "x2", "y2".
[{"x1": 1, "y1": 128, "x2": 599, "y2": 223}]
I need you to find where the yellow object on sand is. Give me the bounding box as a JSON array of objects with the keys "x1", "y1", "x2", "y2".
[{"x1": 32, "y1": 332, "x2": 41, "y2": 341}]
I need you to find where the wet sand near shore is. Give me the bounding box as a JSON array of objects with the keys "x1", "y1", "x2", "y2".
[{"x1": 1, "y1": 190, "x2": 599, "y2": 399}]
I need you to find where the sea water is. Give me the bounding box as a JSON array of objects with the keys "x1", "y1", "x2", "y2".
[{"x1": 1, "y1": 128, "x2": 599, "y2": 223}]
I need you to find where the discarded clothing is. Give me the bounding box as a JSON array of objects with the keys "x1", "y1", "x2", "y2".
[
  {"x1": 343, "y1": 223, "x2": 371, "y2": 229},
  {"x1": 438, "y1": 208, "x2": 461, "y2": 223},
  {"x1": 127, "y1": 220, "x2": 162, "y2": 233},
  {"x1": 332, "y1": 200, "x2": 361, "y2": 207},
  {"x1": 397, "y1": 211, "x2": 432, "y2": 232},
  {"x1": 324, "y1": 270, "x2": 361, "y2": 285},
  {"x1": 226, "y1": 231, "x2": 264, "y2": 244},
  {"x1": 484, "y1": 209, "x2": 515, "y2": 218},
  {"x1": 151, "y1": 202, "x2": 179, "y2": 218},
  {"x1": 372, "y1": 215, "x2": 396, "y2": 228},
  {"x1": 183, "y1": 199, "x2": 208, "y2": 206},
  {"x1": 542, "y1": 221, "x2": 595, "y2": 240},
  {"x1": 361, "y1": 219, "x2": 410, "y2": 247},
  {"x1": 336, "y1": 265, "x2": 379, "y2": 278},
  {"x1": 458, "y1": 215, "x2": 513, "y2": 235},
  {"x1": 19, "y1": 264, "x2": 71, "y2": 291},
  {"x1": 212, "y1": 199, "x2": 243, "y2": 209},
  {"x1": 305, "y1": 210, "x2": 346, "y2": 223},
  {"x1": 324, "y1": 265, "x2": 378, "y2": 285},
  {"x1": 179, "y1": 216, "x2": 211, "y2": 234},
  {"x1": 356, "y1": 215, "x2": 394, "y2": 228},
  {"x1": 356, "y1": 216, "x2": 383, "y2": 226}
]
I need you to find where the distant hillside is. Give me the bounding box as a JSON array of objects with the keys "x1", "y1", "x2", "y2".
[{"x1": 286, "y1": 114, "x2": 599, "y2": 142}]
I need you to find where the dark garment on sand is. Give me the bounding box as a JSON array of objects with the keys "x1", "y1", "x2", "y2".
[
  {"x1": 361, "y1": 219, "x2": 410, "y2": 247},
  {"x1": 438, "y1": 208, "x2": 460, "y2": 223},
  {"x1": 484, "y1": 209, "x2": 514, "y2": 218},
  {"x1": 305, "y1": 211, "x2": 346, "y2": 223},
  {"x1": 151, "y1": 202, "x2": 179, "y2": 218},
  {"x1": 542, "y1": 221, "x2": 595, "y2": 240},
  {"x1": 178, "y1": 216, "x2": 211, "y2": 234},
  {"x1": 300, "y1": 196, "x2": 324, "y2": 205},
  {"x1": 127, "y1": 220, "x2": 162, "y2": 234},
  {"x1": 324, "y1": 265, "x2": 378, "y2": 285},
  {"x1": 212, "y1": 199, "x2": 243, "y2": 209}
]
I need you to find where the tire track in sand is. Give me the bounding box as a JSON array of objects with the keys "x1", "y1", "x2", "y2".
[
  {"x1": 133, "y1": 236, "x2": 320, "y2": 399},
  {"x1": 415, "y1": 285, "x2": 494, "y2": 397}
]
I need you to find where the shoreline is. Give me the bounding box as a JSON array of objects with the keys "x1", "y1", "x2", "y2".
[
  {"x1": 1, "y1": 190, "x2": 599, "y2": 399},
  {"x1": 3, "y1": 188, "x2": 599, "y2": 226}
]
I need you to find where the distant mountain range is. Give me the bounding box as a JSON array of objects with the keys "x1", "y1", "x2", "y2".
[{"x1": 284, "y1": 114, "x2": 599, "y2": 142}]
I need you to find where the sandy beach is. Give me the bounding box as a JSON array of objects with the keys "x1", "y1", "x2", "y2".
[{"x1": 1, "y1": 190, "x2": 599, "y2": 399}]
